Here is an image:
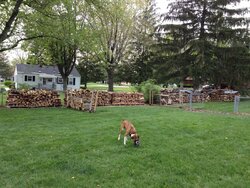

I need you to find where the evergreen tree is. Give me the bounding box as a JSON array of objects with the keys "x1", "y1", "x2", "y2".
[
  {"x1": 0, "y1": 53, "x2": 13, "y2": 79},
  {"x1": 156, "y1": 0, "x2": 250, "y2": 88}
]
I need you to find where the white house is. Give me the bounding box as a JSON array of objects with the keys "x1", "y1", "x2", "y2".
[{"x1": 14, "y1": 64, "x2": 81, "y2": 91}]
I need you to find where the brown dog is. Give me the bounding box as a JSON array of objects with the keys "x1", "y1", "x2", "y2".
[{"x1": 118, "y1": 120, "x2": 140, "y2": 146}]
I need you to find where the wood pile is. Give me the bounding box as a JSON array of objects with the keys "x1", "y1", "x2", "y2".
[
  {"x1": 111, "y1": 92, "x2": 144, "y2": 105},
  {"x1": 6, "y1": 89, "x2": 61, "y2": 108},
  {"x1": 65, "y1": 89, "x2": 98, "y2": 112},
  {"x1": 160, "y1": 89, "x2": 203, "y2": 105},
  {"x1": 208, "y1": 89, "x2": 238, "y2": 102},
  {"x1": 97, "y1": 91, "x2": 112, "y2": 106},
  {"x1": 160, "y1": 89, "x2": 238, "y2": 105},
  {"x1": 65, "y1": 89, "x2": 144, "y2": 109}
]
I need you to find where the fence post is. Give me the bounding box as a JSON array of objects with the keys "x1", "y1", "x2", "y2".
[
  {"x1": 234, "y1": 96, "x2": 240, "y2": 113},
  {"x1": 149, "y1": 90, "x2": 154, "y2": 105},
  {"x1": 189, "y1": 92, "x2": 193, "y2": 111},
  {"x1": 179, "y1": 90, "x2": 183, "y2": 106},
  {"x1": 149, "y1": 90, "x2": 151, "y2": 105},
  {"x1": 1, "y1": 91, "x2": 3, "y2": 106},
  {"x1": 160, "y1": 94, "x2": 162, "y2": 106}
]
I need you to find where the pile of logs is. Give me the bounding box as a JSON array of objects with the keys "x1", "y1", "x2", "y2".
[
  {"x1": 6, "y1": 89, "x2": 61, "y2": 108},
  {"x1": 159, "y1": 89, "x2": 238, "y2": 105},
  {"x1": 65, "y1": 89, "x2": 98, "y2": 112},
  {"x1": 65, "y1": 89, "x2": 144, "y2": 109},
  {"x1": 209, "y1": 89, "x2": 238, "y2": 102},
  {"x1": 111, "y1": 92, "x2": 144, "y2": 105},
  {"x1": 97, "y1": 91, "x2": 112, "y2": 106}
]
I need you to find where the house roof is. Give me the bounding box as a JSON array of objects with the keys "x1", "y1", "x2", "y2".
[{"x1": 16, "y1": 64, "x2": 80, "y2": 77}]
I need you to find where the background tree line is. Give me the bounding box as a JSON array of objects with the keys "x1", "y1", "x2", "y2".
[{"x1": 0, "y1": 0, "x2": 249, "y2": 92}]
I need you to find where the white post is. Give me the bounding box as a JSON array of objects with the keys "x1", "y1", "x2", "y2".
[
  {"x1": 189, "y1": 92, "x2": 193, "y2": 111},
  {"x1": 234, "y1": 96, "x2": 240, "y2": 113}
]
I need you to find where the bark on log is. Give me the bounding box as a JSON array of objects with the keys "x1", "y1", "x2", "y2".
[{"x1": 6, "y1": 89, "x2": 61, "y2": 108}]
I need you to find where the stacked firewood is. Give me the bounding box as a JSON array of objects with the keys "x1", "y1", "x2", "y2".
[
  {"x1": 97, "y1": 91, "x2": 112, "y2": 106},
  {"x1": 160, "y1": 89, "x2": 238, "y2": 105},
  {"x1": 160, "y1": 89, "x2": 191, "y2": 105},
  {"x1": 65, "y1": 89, "x2": 144, "y2": 107},
  {"x1": 111, "y1": 92, "x2": 144, "y2": 105},
  {"x1": 65, "y1": 89, "x2": 98, "y2": 112},
  {"x1": 6, "y1": 89, "x2": 61, "y2": 108},
  {"x1": 159, "y1": 93, "x2": 183, "y2": 105},
  {"x1": 208, "y1": 89, "x2": 238, "y2": 102}
]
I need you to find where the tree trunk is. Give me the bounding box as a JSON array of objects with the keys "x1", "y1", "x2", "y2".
[
  {"x1": 107, "y1": 67, "x2": 114, "y2": 92},
  {"x1": 63, "y1": 77, "x2": 68, "y2": 102}
]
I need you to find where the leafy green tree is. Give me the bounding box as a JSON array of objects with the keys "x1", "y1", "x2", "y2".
[
  {"x1": 121, "y1": 0, "x2": 157, "y2": 84},
  {"x1": 0, "y1": 53, "x2": 13, "y2": 78},
  {"x1": 0, "y1": 0, "x2": 23, "y2": 52},
  {"x1": 86, "y1": 0, "x2": 145, "y2": 91},
  {"x1": 0, "y1": 0, "x2": 45, "y2": 52},
  {"x1": 77, "y1": 56, "x2": 106, "y2": 88},
  {"x1": 22, "y1": 0, "x2": 93, "y2": 92}
]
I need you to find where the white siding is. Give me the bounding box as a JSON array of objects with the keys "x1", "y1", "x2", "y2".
[{"x1": 14, "y1": 65, "x2": 81, "y2": 91}]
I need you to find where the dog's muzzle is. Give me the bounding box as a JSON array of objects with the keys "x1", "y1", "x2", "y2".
[{"x1": 134, "y1": 140, "x2": 140, "y2": 146}]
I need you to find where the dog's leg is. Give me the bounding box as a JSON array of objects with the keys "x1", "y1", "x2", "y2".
[
  {"x1": 124, "y1": 128, "x2": 130, "y2": 145},
  {"x1": 118, "y1": 122, "x2": 124, "y2": 141},
  {"x1": 124, "y1": 136, "x2": 128, "y2": 145}
]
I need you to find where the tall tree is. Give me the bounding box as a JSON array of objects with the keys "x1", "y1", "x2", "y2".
[
  {"x1": 0, "y1": 0, "x2": 23, "y2": 52},
  {"x1": 86, "y1": 0, "x2": 144, "y2": 91},
  {"x1": 77, "y1": 58, "x2": 106, "y2": 88},
  {"x1": 0, "y1": 53, "x2": 13, "y2": 78},
  {"x1": 0, "y1": 0, "x2": 46, "y2": 52},
  {"x1": 156, "y1": 0, "x2": 250, "y2": 88},
  {"x1": 23, "y1": 0, "x2": 93, "y2": 92},
  {"x1": 121, "y1": 0, "x2": 157, "y2": 84}
]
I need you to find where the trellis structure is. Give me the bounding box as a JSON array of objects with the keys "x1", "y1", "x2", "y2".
[{"x1": 66, "y1": 90, "x2": 99, "y2": 112}]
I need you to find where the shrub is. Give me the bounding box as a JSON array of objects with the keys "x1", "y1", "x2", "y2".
[
  {"x1": 18, "y1": 83, "x2": 31, "y2": 90},
  {"x1": 239, "y1": 89, "x2": 250, "y2": 97},
  {"x1": 4, "y1": 80, "x2": 14, "y2": 88},
  {"x1": 136, "y1": 79, "x2": 161, "y2": 103}
]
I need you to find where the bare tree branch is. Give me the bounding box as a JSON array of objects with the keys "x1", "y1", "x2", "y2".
[{"x1": 0, "y1": 35, "x2": 61, "y2": 52}]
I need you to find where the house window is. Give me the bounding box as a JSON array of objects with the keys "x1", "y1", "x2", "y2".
[
  {"x1": 48, "y1": 78, "x2": 53, "y2": 82},
  {"x1": 68, "y1": 78, "x2": 76, "y2": 85},
  {"x1": 57, "y1": 77, "x2": 63, "y2": 84},
  {"x1": 25, "y1": 75, "x2": 35, "y2": 82}
]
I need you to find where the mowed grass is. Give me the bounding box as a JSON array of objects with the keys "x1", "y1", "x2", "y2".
[
  {"x1": 0, "y1": 83, "x2": 7, "y2": 106},
  {"x1": 0, "y1": 92, "x2": 7, "y2": 106},
  {"x1": 86, "y1": 82, "x2": 135, "y2": 92},
  {"x1": 192, "y1": 100, "x2": 250, "y2": 113},
  {"x1": 0, "y1": 106, "x2": 250, "y2": 187}
]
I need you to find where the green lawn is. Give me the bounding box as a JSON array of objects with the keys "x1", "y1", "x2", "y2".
[
  {"x1": 0, "y1": 106, "x2": 249, "y2": 187},
  {"x1": 0, "y1": 83, "x2": 7, "y2": 107},
  {"x1": 86, "y1": 82, "x2": 135, "y2": 92},
  {"x1": 192, "y1": 100, "x2": 250, "y2": 113}
]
